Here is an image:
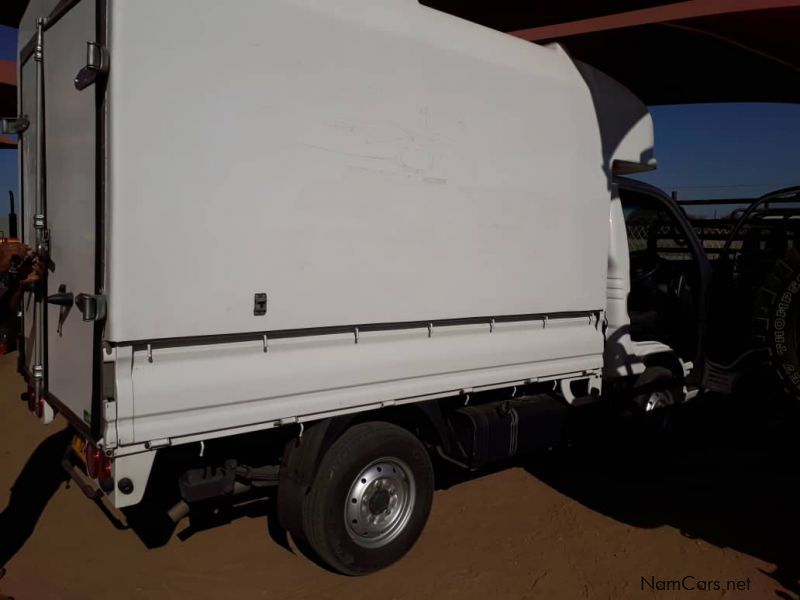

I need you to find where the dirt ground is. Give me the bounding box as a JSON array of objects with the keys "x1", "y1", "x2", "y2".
[{"x1": 0, "y1": 352, "x2": 797, "y2": 600}]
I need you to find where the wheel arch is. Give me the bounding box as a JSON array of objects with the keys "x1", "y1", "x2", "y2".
[{"x1": 276, "y1": 399, "x2": 454, "y2": 534}]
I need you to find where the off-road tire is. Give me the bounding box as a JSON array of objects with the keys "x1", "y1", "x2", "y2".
[{"x1": 754, "y1": 247, "x2": 800, "y2": 401}]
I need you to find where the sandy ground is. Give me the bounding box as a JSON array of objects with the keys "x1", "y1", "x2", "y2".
[{"x1": 0, "y1": 351, "x2": 797, "y2": 600}]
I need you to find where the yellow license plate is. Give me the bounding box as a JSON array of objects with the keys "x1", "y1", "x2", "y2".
[{"x1": 71, "y1": 434, "x2": 88, "y2": 466}]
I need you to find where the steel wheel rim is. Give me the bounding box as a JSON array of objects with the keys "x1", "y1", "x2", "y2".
[
  {"x1": 344, "y1": 457, "x2": 416, "y2": 548},
  {"x1": 645, "y1": 389, "x2": 674, "y2": 411}
]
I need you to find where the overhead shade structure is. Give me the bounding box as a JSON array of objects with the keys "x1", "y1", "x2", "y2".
[
  {"x1": 424, "y1": 0, "x2": 800, "y2": 105},
  {"x1": 0, "y1": 0, "x2": 25, "y2": 29}
]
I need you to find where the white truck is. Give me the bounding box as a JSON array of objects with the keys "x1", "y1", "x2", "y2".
[{"x1": 4, "y1": 0, "x2": 709, "y2": 574}]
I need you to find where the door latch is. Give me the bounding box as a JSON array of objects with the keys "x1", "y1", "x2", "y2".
[
  {"x1": 75, "y1": 293, "x2": 107, "y2": 322},
  {"x1": 74, "y1": 42, "x2": 109, "y2": 91}
]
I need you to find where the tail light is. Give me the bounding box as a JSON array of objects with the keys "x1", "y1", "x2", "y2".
[
  {"x1": 0, "y1": 341, "x2": 6, "y2": 355},
  {"x1": 86, "y1": 444, "x2": 113, "y2": 481},
  {"x1": 26, "y1": 385, "x2": 35, "y2": 412},
  {"x1": 35, "y1": 394, "x2": 45, "y2": 418},
  {"x1": 24, "y1": 385, "x2": 46, "y2": 417}
]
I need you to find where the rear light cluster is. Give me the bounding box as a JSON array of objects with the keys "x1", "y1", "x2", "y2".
[
  {"x1": 23, "y1": 384, "x2": 45, "y2": 417},
  {"x1": 86, "y1": 444, "x2": 113, "y2": 482}
]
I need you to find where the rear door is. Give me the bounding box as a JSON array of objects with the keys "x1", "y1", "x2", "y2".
[{"x1": 20, "y1": 0, "x2": 105, "y2": 437}]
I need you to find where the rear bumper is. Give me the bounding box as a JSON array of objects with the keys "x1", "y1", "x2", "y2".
[{"x1": 61, "y1": 445, "x2": 129, "y2": 528}]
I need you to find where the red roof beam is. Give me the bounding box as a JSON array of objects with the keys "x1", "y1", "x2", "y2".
[
  {"x1": 510, "y1": 0, "x2": 800, "y2": 41},
  {"x1": 0, "y1": 59, "x2": 15, "y2": 86}
]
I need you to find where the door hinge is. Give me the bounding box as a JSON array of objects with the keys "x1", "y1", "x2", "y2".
[
  {"x1": 0, "y1": 116, "x2": 30, "y2": 135},
  {"x1": 75, "y1": 293, "x2": 107, "y2": 322},
  {"x1": 74, "y1": 42, "x2": 109, "y2": 91}
]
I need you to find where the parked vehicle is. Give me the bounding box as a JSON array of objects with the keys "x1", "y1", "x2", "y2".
[
  {"x1": 3, "y1": 0, "x2": 711, "y2": 574},
  {"x1": 672, "y1": 188, "x2": 800, "y2": 399}
]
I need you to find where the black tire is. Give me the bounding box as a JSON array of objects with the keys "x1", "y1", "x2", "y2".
[
  {"x1": 300, "y1": 422, "x2": 434, "y2": 575},
  {"x1": 754, "y1": 247, "x2": 800, "y2": 401},
  {"x1": 632, "y1": 366, "x2": 683, "y2": 434}
]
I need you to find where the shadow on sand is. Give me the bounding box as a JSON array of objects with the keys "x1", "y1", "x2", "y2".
[
  {"x1": 0, "y1": 386, "x2": 797, "y2": 597},
  {"x1": 0, "y1": 427, "x2": 72, "y2": 574},
  {"x1": 523, "y1": 384, "x2": 800, "y2": 600}
]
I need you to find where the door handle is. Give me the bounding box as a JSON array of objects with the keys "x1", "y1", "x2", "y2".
[
  {"x1": 47, "y1": 291, "x2": 74, "y2": 307},
  {"x1": 48, "y1": 285, "x2": 73, "y2": 337}
]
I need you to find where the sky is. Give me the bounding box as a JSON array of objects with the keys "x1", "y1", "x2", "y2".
[
  {"x1": 0, "y1": 23, "x2": 798, "y2": 230},
  {"x1": 1, "y1": 24, "x2": 17, "y2": 236},
  {"x1": 634, "y1": 103, "x2": 800, "y2": 218}
]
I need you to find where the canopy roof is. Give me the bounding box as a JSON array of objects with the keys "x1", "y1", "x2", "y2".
[{"x1": 1, "y1": 0, "x2": 799, "y2": 146}]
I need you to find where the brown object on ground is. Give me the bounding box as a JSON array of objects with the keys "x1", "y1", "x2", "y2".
[
  {"x1": 0, "y1": 243, "x2": 26, "y2": 274},
  {"x1": 0, "y1": 353, "x2": 796, "y2": 600}
]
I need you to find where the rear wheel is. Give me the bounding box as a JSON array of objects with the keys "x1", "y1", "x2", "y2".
[{"x1": 300, "y1": 422, "x2": 434, "y2": 575}]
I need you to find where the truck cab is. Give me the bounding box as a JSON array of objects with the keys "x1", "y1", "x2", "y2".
[{"x1": 576, "y1": 58, "x2": 710, "y2": 406}]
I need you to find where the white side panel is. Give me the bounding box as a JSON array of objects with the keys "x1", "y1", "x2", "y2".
[
  {"x1": 107, "y1": 0, "x2": 608, "y2": 342},
  {"x1": 128, "y1": 317, "x2": 603, "y2": 443},
  {"x1": 603, "y1": 189, "x2": 644, "y2": 378}
]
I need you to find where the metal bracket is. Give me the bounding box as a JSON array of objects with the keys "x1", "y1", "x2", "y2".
[
  {"x1": 144, "y1": 438, "x2": 171, "y2": 450},
  {"x1": 253, "y1": 293, "x2": 267, "y2": 316},
  {"x1": 0, "y1": 116, "x2": 30, "y2": 135},
  {"x1": 74, "y1": 42, "x2": 110, "y2": 91}
]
